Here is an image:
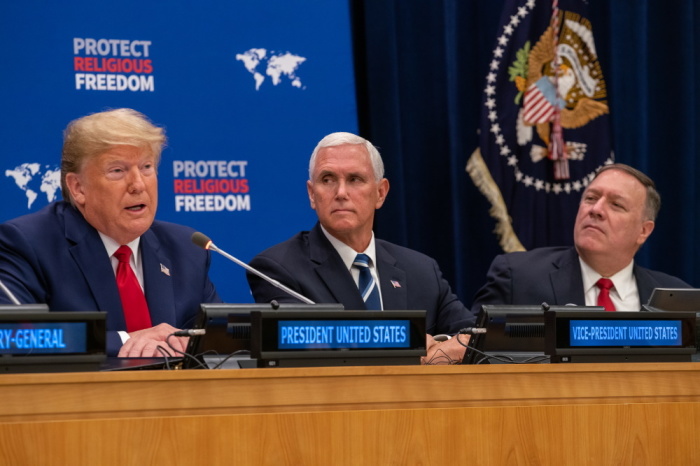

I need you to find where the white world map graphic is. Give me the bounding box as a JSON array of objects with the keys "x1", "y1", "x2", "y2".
[
  {"x1": 6, "y1": 163, "x2": 61, "y2": 209},
  {"x1": 236, "y1": 48, "x2": 306, "y2": 90}
]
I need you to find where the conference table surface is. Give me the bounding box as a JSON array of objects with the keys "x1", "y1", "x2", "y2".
[{"x1": 1, "y1": 362, "x2": 699, "y2": 465}]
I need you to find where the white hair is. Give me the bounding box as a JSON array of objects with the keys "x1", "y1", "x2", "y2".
[{"x1": 308, "y1": 132, "x2": 384, "y2": 181}]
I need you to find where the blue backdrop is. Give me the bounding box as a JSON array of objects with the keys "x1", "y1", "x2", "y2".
[{"x1": 0, "y1": 1, "x2": 358, "y2": 303}]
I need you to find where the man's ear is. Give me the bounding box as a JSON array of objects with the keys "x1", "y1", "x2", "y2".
[
  {"x1": 64, "y1": 172, "x2": 86, "y2": 206},
  {"x1": 307, "y1": 180, "x2": 316, "y2": 210},
  {"x1": 375, "y1": 178, "x2": 390, "y2": 209},
  {"x1": 636, "y1": 220, "x2": 655, "y2": 246}
]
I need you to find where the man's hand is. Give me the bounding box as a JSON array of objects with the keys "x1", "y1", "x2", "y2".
[
  {"x1": 117, "y1": 323, "x2": 189, "y2": 357},
  {"x1": 421, "y1": 334, "x2": 469, "y2": 365}
]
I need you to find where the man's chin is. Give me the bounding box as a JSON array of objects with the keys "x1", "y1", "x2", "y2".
[
  {"x1": 326, "y1": 222, "x2": 356, "y2": 234},
  {"x1": 325, "y1": 215, "x2": 357, "y2": 228},
  {"x1": 575, "y1": 240, "x2": 609, "y2": 257},
  {"x1": 575, "y1": 229, "x2": 605, "y2": 244},
  {"x1": 120, "y1": 219, "x2": 154, "y2": 241}
]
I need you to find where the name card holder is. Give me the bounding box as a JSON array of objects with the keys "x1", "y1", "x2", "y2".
[
  {"x1": 544, "y1": 309, "x2": 696, "y2": 363},
  {"x1": 250, "y1": 309, "x2": 427, "y2": 368}
]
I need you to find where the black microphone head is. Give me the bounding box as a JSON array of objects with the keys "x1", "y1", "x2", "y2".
[{"x1": 191, "y1": 231, "x2": 213, "y2": 250}]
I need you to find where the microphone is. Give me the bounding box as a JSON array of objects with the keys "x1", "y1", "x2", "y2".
[
  {"x1": 191, "y1": 232, "x2": 315, "y2": 305},
  {"x1": 0, "y1": 278, "x2": 21, "y2": 305}
]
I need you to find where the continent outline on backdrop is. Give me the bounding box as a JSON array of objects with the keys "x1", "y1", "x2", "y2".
[
  {"x1": 6, "y1": 163, "x2": 62, "y2": 209},
  {"x1": 235, "y1": 48, "x2": 307, "y2": 90}
]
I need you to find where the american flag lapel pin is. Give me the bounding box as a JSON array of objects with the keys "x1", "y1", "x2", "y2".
[
  {"x1": 391, "y1": 280, "x2": 401, "y2": 288},
  {"x1": 160, "y1": 263, "x2": 170, "y2": 276}
]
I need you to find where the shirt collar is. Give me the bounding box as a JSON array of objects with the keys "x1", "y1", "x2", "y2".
[
  {"x1": 98, "y1": 232, "x2": 141, "y2": 265},
  {"x1": 320, "y1": 225, "x2": 377, "y2": 270},
  {"x1": 579, "y1": 257, "x2": 636, "y2": 301}
]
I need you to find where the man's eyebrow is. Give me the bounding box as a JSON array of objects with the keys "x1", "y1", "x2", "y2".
[
  {"x1": 316, "y1": 170, "x2": 367, "y2": 178},
  {"x1": 583, "y1": 187, "x2": 630, "y2": 203},
  {"x1": 607, "y1": 192, "x2": 630, "y2": 203}
]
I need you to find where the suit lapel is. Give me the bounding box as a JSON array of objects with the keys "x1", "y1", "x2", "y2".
[
  {"x1": 375, "y1": 243, "x2": 407, "y2": 310},
  {"x1": 309, "y1": 224, "x2": 366, "y2": 310},
  {"x1": 551, "y1": 249, "x2": 656, "y2": 306},
  {"x1": 633, "y1": 265, "x2": 655, "y2": 305},
  {"x1": 63, "y1": 206, "x2": 125, "y2": 328},
  {"x1": 141, "y1": 229, "x2": 176, "y2": 325},
  {"x1": 63, "y1": 206, "x2": 175, "y2": 329},
  {"x1": 549, "y1": 248, "x2": 586, "y2": 305}
]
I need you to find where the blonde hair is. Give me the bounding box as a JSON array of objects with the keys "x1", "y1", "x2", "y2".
[{"x1": 61, "y1": 108, "x2": 166, "y2": 204}]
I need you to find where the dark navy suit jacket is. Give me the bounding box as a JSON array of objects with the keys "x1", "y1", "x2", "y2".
[
  {"x1": 470, "y1": 246, "x2": 691, "y2": 315},
  {"x1": 247, "y1": 223, "x2": 475, "y2": 335},
  {"x1": 0, "y1": 201, "x2": 221, "y2": 355}
]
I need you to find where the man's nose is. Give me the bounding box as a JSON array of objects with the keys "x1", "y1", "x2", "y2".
[
  {"x1": 127, "y1": 167, "x2": 146, "y2": 193},
  {"x1": 335, "y1": 180, "x2": 348, "y2": 199},
  {"x1": 589, "y1": 198, "x2": 606, "y2": 217}
]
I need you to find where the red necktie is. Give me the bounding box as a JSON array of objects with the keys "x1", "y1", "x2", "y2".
[
  {"x1": 114, "y1": 245, "x2": 152, "y2": 332},
  {"x1": 596, "y1": 278, "x2": 616, "y2": 312}
]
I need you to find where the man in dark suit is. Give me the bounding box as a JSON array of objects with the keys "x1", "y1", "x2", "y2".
[
  {"x1": 0, "y1": 109, "x2": 221, "y2": 356},
  {"x1": 247, "y1": 132, "x2": 474, "y2": 363},
  {"x1": 471, "y1": 164, "x2": 691, "y2": 315}
]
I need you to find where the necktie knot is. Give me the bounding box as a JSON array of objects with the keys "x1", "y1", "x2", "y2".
[
  {"x1": 114, "y1": 245, "x2": 132, "y2": 264},
  {"x1": 596, "y1": 278, "x2": 614, "y2": 291},
  {"x1": 596, "y1": 277, "x2": 616, "y2": 312},
  {"x1": 353, "y1": 253, "x2": 381, "y2": 310},
  {"x1": 353, "y1": 253, "x2": 371, "y2": 268}
]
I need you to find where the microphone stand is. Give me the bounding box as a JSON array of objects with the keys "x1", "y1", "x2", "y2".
[{"x1": 196, "y1": 235, "x2": 315, "y2": 305}]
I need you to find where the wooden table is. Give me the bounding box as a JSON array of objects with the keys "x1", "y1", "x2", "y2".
[{"x1": 1, "y1": 362, "x2": 699, "y2": 465}]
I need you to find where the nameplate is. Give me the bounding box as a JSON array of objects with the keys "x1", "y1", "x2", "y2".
[
  {"x1": 545, "y1": 310, "x2": 696, "y2": 363},
  {"x1": 278, "y1": 319, "x2": 411, "y2": 350},
  {"x1": 0, "y1": 321, "x2": 88, "y2": 354},
  {"x1": 251, "y1": 310, "x2": 426, "y2": 368},
  {"x1": 0, "y1": 308, "x2": 106, "y2": 372},
  {"x1": 569, "y1": 319, "x2": 683, "y2": 347}
]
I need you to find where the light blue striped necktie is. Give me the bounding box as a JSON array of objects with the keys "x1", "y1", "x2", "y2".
[{"x1": 353, "y1": 253, "x2": 381, "y2": 310}]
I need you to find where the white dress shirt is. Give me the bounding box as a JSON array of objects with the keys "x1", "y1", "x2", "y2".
[
  {"x1": 579, "y1": 258, "x2": 641, "y2": 312},
  {"x1": 320, "y1": 225, "x2": 384, "y2": 309}
]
